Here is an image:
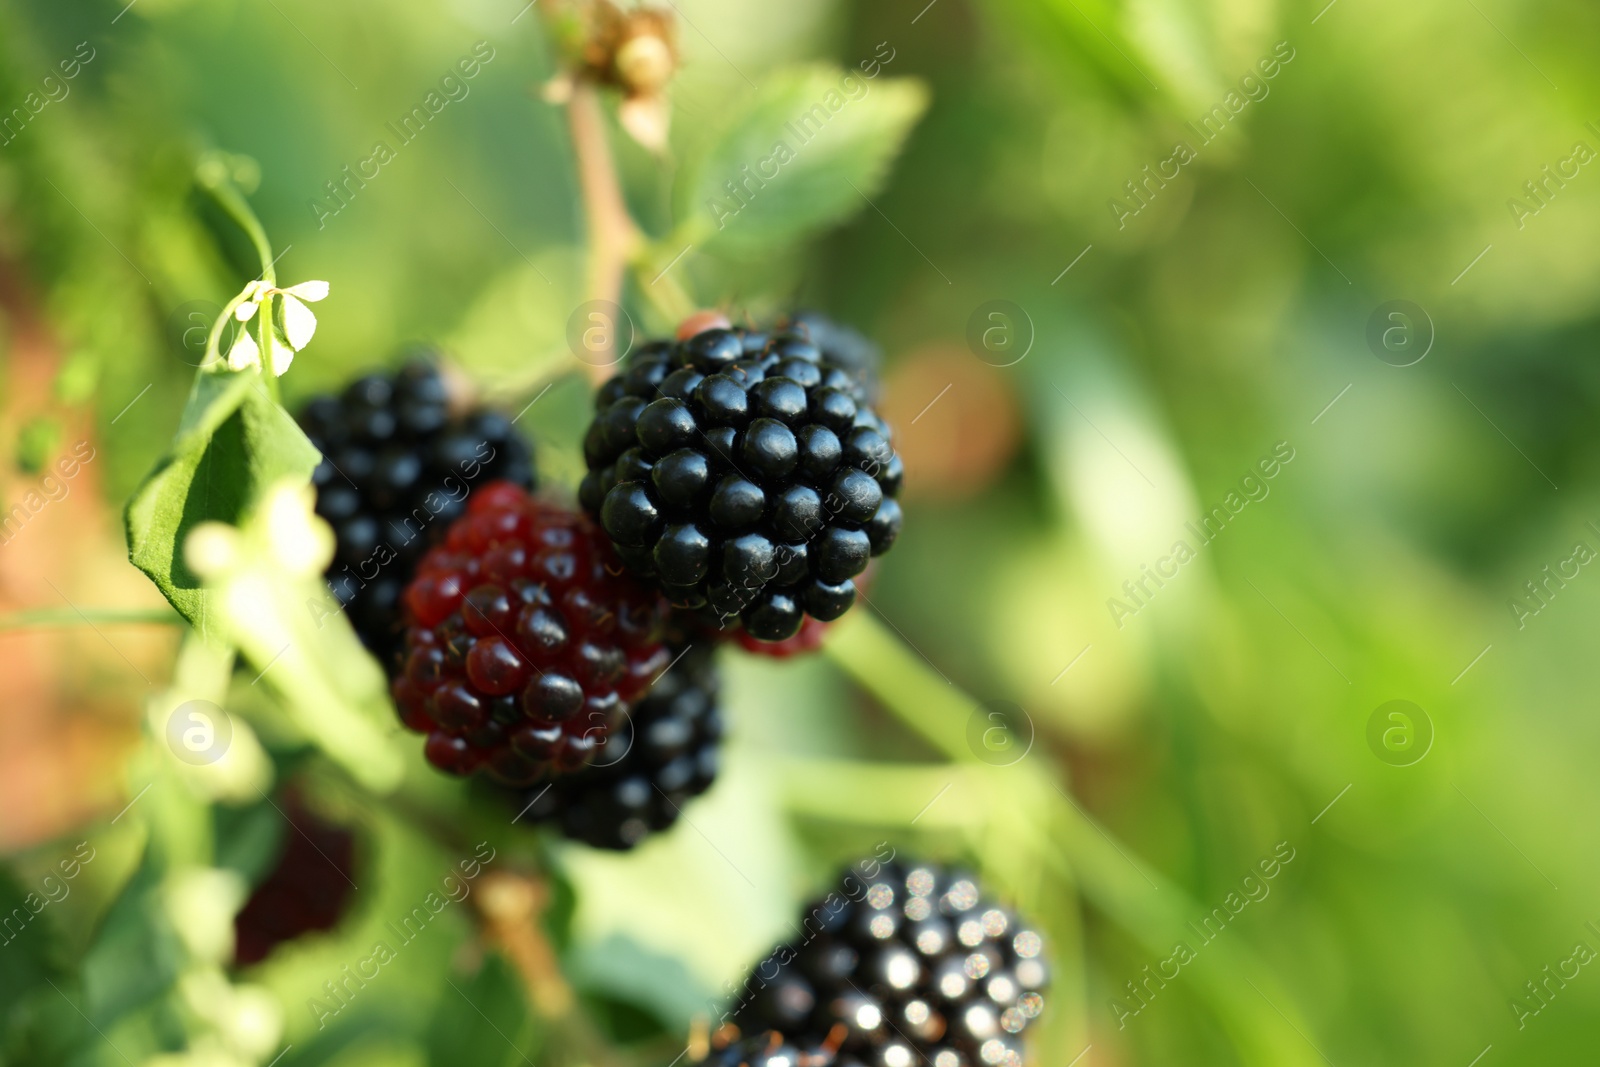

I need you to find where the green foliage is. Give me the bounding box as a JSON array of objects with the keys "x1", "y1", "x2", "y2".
[
  {"x1": 678, "y1": 66, "x2": 928, "y2": 250},
  {"x1": 7, "y1": 0, "x2": 1600, "y2": 1064},
  {"x1": 424, "y1": 954, "x2": 539, "y2": 1067},
  {"x1": 78, "y1": 852, "x2": 183, "y2": 1027},
  {"x1": 14, "y1": 415, "x2": 62, "y2": 475},
  {"x1": 124, "y1": 369, "x2": 320, "y2": 634}
]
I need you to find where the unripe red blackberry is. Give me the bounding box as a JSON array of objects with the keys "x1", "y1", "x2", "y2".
[
  {"x1": 513, "y1": 641, "x2": 722, "y2": 849},
  {"x1": 392, "y1": 482, "x2": 671, "y2": 784},
  {"x1": 233, "y1": 793, "x2": 357, "y2": 966},
  {"x1": 580, "y1": 324, "x2": 903, "y2": 643},
  {"x1": 732, "y1": 861, "x2": 1048, "y2": 1067},
  {"x1": 297, "y1": 358, "x2": 537, "y2": 667}
]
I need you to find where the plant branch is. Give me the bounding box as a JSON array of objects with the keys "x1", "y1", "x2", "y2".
[
  {"x1": 475, "y1": 869, "x2": 629, "y2": 1067},
  {"x1": 566, "y1": 80, "x2": 642, "y2": 381}
]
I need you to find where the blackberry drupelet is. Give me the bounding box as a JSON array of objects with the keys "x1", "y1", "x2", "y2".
[
  {"x1": 735, "y1": 616, "x2": 831, "y2": 658},
  {"x1": 393, "y1": 482, "x2": 671, "y2": 783},
  {"x1": 515, "y1": 641, "x2": 722, "y2": 849},
  {"x1": 297, "y1": 358, "x2": 537, "y2": 667},
  {"x1": 779, "y1": 311, "x2": 882, "y2": 391},
  {"x1": 732, "y1": 860, "x2": 1048, "y2": 1067},
  {"x1": 579, "y1": 325, "x2": 903, "y2": 642},
  {"x1": 233, "y1": 794, "x2": 357, "y2": 966}
]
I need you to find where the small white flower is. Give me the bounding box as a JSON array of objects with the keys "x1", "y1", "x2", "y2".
[
  {"x1": 279, "y1": 279, "x2": 328, "y2": 351},
  {"x1": 222, "y1": 278, "x2": 330, "y2": 377}
]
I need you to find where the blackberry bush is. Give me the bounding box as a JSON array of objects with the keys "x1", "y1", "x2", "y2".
[
  {"x1": 233, "y1": 794, "x2": 358, "y2": 966},
  {"x1": 579, "y1": 324, "x2": 903, "y2": 642},
  {"x1": 732, "y1": 860, "x2": 1048, "y2": 1067},
  {"x1": 392, "y1": 482, "x2": 672, "y2": 783},
  {"x1": 297, "y1": 358, "x2": 537, "y2": 666},
  {"x1": 514, "y1": 641, "x2": 722, "y2": 849}
]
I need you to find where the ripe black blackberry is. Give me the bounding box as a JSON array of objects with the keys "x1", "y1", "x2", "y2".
[
  {"x1": 233, "y1": 793, "x2": 357, "y2": 966},
  {"x1": 297, "y1": 357, "x2": 537, "y2": 667},
  {"x1": 579, "y1": 325, "x2": 903, "y2": 642},
  {"x1": 732, "y1": 861, "x2": 1048, "y2": 1067},
  {"x1": 514, "y1": 641, "x2": 722, "y2": 849}
]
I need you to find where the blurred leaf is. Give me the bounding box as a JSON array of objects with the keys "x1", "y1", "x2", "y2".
[
  {"x1": 213, "y1": 800, "x2": 288, "y2": 889},
  {"x1": 190, "y1": 484, "x2": 406, "y2": 793},
  {"x1": 0, "y1": 866, "x2": 64, "y2": 1040},
  {"x1": 446, "y1": 250, "x2": 584, "y2": 394},
  {"x1": 566, "y1": 933, "x2": 707, "y2": 1035},
  {"x1": 124, "y1": 369, "x2": 320, "y2": 633},
  {"x1": 14, "y1": 416, "x2": 62, "y2": 475},
  {"x1": 678, "y1": 66, "x2": 928, "y2": 251},
  {"x1": 425, "y1": 953, "x2": 538, "y2": 1067},
  {"x1": 78, "y1": 850, "x2": 183, "y2": 1027}
]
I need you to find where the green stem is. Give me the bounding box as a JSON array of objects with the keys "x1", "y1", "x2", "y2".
[
  {"x1": 196, "y1": 153, "x2": 281, "y2": 402},
  {"x1": 630, "y1": 228, "x2": 704, "y2": 330},
  {"x1": 196, "y1": 155, "x2": 276, "y2": 286},
  {"x1": 258, "y1": 288, "x2": 281, "y2": 405},
  {"x1": 0, "y1": 606, "x2": 184, "y2": 632},
  {"x1": 822, "y1": 611, "x2": 1330, "y2": 1067},
  {"x1": 821, "y1": 610, "x2": 972, "y2": 760}
]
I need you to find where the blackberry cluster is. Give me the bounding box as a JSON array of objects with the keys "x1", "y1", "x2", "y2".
[
  {"x1": 732, "y1": 861, "x2": 1048, "y2": 1067},
  {"x1": 297, "y1": 358, "x2": 537, "y2": 666},
  {"x1": 233, "y1": 795, "x2": 357, "y2": 966},
  {"x1": 392, "y1": 482, "x2": 671, "y2": 784},
  {"x1": 515, "y1": 641, "x2": 722, "y2": 849},
  {"x1": 579, "y1": 326, "x2": 903, "y2": 642}
]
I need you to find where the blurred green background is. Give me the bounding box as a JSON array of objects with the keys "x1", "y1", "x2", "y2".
[{"x1": 1, "y1": 0, "x2": 1598, "y2": 1064}]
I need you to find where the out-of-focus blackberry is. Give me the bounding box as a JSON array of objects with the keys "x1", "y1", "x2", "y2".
[
  {"x1": 392, "y1": 482, "x2": 671, "y2": 784},
  {"x1": 696, "y1": 1029, "x2": 841, "y2": 1067},
  {"x1": 297, "y1": 358, "x2": 537, "y2": 667},
  {"x1": 579, "y1": 325, "x2": 903, "y2": 643},
  {"x1": 233, "y1": 794, "x2": 357, "y2": 966},
  {"x1": 732, "y1": 860, "x2": 1048, "y2": 1067},
  {"x1": 514, "y1": 641, "x2": 722, "y2": 849}
]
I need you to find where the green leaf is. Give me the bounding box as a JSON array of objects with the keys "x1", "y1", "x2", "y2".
[
  {"x1": 124, "y1": 368, "x2": 321, "y2": 633},
  {"x1": 446, "y1": 247, "x2": 585, "y2": 392},
  {"x1": 0, "y1": 866, "x2": 66, "y2": 1054},
  {"x1": 194, "y1": 485, "x2": 406, "y2": 793},
  {"x1": 425, "y1": 953, "x2": 539, "y2": 1067},
  {"x1": 77, "y1": 852, "x2": 183, "y2": 1027},
  {"x1": 678, "y1": 66, "x2": 928, "y2": 251}
]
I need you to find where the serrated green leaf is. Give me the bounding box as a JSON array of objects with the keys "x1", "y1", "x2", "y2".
[
  {"x1": 124, "y1": 369, "x2": 321, "y2": 633},
  {"x1": 679, "y1": 66, "x2": 928, "y2": 250}
]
